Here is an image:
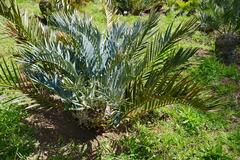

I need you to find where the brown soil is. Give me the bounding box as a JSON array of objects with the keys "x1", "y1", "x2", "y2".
[
  {"x1": 196, "y1": 49, "x2": 211, "y2": 57},
  {"x1": 24, "y1": 107, "x2": 125, "y2": 159},
  {"x1": 221, "y1": 77, "x2": 236, "y2": 85},
  {"x1": 25, "y1": 107, "x2": 100, "y2": 145}
]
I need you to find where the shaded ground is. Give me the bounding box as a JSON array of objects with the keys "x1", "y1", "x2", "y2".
[
  {"x1": 25, "y1": 107, "x2": 99, "y2": 159},
  {"x1": 25, "y1": 107, "x2": 100, "y2": 145},
  {"x1": 24, "y1": 107, "x2": 123, "y2": 159}
]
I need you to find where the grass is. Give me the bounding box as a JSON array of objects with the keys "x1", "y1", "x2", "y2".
[
  {"x1": 80, "y1": 1, "x2": 146, "y2": 31},
  {"x1": 0, "y1": 1, "x2": 38, "y2": 159},
  {"x1": 0, "y1": 0, "x2": 39, "y2": 57},
  {"x1": 0, "y1": 0, "x2": 239, "y2": 159},
  {"x1": 17, "y1": 0, "x2": 40, "y2": 14},
  {"x1": 0, "y1": 105, "x2": 35, "y2": 159},
  {"x1": 102, "y1": 105, "x2": 240, "y2": 159},
  {"x1": 0, "y1": 17, "x2": 15, "y2": 57}
]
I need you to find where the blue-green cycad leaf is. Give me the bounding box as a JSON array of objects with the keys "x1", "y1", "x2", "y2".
[{"x1": 0, "y1": 5, "x2": 219, "y2": 127}]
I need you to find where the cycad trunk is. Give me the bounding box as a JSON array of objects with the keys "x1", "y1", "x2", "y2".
[
  {"x1": 72, "y1": 105, "x2": 112, "y2": 128},
  {"x1": 215, "y1": 33, "x2": 239, "y2": 65}
]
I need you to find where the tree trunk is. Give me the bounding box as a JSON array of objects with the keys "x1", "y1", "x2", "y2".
[{"x1": 215, "y1": 33, "x2": 239, "y2": 65}]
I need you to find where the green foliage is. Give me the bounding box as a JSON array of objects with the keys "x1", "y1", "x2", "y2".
[
  {"x1": 0, "y1": 0, "x2": 218, "y2": 128},
  {"x1": 105, "y1": 105, "x2": 239, "y2": 159},
  {"x1": 199, "y1": 0, "x2": 240, "y2": 65},
  {"x1": 0, "y1": 1, "x2": 239, "y2": 159},
  {"x1": 199, "y1": 0, "x2": 240, "y2": 33},
  {"x1": 191, "y1": 57, "x2": 239, "y2": 83},
  {"x1": 201, "y1": 144, "x2": 233, "y2": 160},
  {"x1": 109, "y1": 0, "x2": 164, "y2": 15},
  {"x1": 0, "y1": 105, "x2": 34, "y2": 159},
  {"x1": 228, "y1": 126, "x2": 240, "y2": 153},
  {"x1": 39, "y1": 0, "x2": 92, "y2": 15},
  {"x1": 190, "y1": 30, "x2": 215, "y2": 49},
  {"x1": 117, "y1": 124, "x2": 161, "y2": 160},
  {"x1": 177, "y1": 106, "x2": 205, "y2": 134},
  {"x1": 162, "y1": 105, "x2": 212, "y2": 133},
  {"x1": 0, "y1": 0, "x2": 46, "y2": 43},
  {"x1": 166, "y1": 0, "x2": 201, "y2": 14},
  {"x1": 0, "y1": 58, "x2": 38, "y2": 107},
  {"x1": 79, "y1": 1, "x2": 107, "y2": 31},
  {"x1": 189, "y1": 57, "x2": 240, "y2": 110}
]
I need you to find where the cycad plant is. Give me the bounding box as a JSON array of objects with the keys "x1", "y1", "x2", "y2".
[
  {"x1": 199, "y1": 0, "x2": 240, "y2": 65},
  {"x1": 0, "y1": 0, "x2": 217, "y2": 128}
]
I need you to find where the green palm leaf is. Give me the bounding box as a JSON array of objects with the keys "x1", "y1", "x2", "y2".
[
  {"x1": 0, "y1": 3, "x2": 219, "y2": 127},
  {"x1": 0, "y1": 58, "x2": 38, "y2": 107}
]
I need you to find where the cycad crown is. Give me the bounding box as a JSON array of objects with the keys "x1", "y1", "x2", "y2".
[{"x1": 0, "y1": 0, "x2": 217, "y2": 127}]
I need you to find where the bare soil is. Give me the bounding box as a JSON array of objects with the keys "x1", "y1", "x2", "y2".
[
  {"x1": 25, "y1": 107, "x2": 100, "y2": 145},
  {"x1": 24, "y1": 107, "x2": 124, "y2": 159}
]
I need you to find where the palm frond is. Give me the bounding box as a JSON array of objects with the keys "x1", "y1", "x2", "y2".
[
  {"x1": 0, "y1": 0, "x2": 48, "y2": 44},
  {"x1": 102, "y1": 0, "x2": 117, "y2": 28},
  {"x1": 0, "y1": 58, "x2": 38, "y2": 107},
  {"x1": 200, "y1": 0, "x2": 240, "y2": 33},
  {"x1": 0, "y1": 6, "x2": 219, "y2": 127}
]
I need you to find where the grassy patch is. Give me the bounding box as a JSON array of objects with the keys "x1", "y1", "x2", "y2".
[
  {"x1": 103, "y1": 105, "x2": 240, "y2": 159},
  {"x1": 17, "y1": 0, "x2": 40, "y2": 14},
  {"x1": 190, "y1": 57, "x2": 240, "y2": 85},
  {"x1": 0, "y1": 105, "x2": 35, "y2": 159},
  {"x1": 0, "y1": 0, "x2": 39, "y2": 57}
]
